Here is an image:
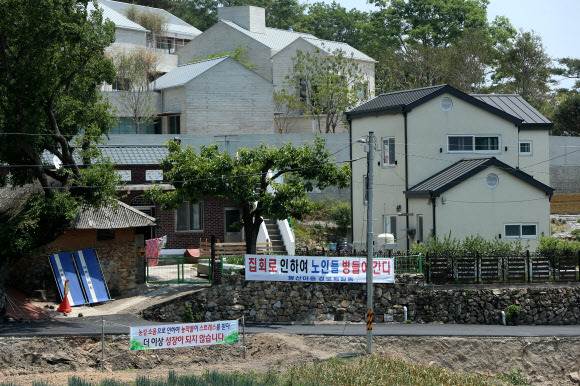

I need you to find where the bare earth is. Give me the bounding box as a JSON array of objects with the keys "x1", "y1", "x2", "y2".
[{"x1": 0, "y1": 333, "x2": 579, "y2": 385}]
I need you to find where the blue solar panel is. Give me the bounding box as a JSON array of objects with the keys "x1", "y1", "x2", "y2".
[
  {"x1": 48, "y1": 253, "x2": 87, "y2": 307},
  {"x1": 72, "y1": 249, "x2": 111, "y2": 304}
]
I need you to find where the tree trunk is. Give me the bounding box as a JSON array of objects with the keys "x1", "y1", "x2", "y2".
[
  {"x1": 0, "y1": 255, "x2": 17, "y2": 320},
  {"x1": 245, "y1": 223, "x2": 259, "y2": 254}
]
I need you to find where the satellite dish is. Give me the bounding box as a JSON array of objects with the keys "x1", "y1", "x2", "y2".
[{"x1": 53, "y1": 155, "x2": 62, "y2": 169}]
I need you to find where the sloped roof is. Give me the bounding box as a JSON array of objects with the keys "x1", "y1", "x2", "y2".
[
  {"x1": 472, "y1": 94, "x2": 552, "y2": 130},
  {"x1": 99, "y1": 145, "x2": 169, "y2": 165},
  {"x1": 72, "y1": 200, "x2": 156, "y2": 229},
  {"x1": 405, "y1": 157, "x2": 554, "y2": 198},
  {"x1": 301, "y1": 37, "x2": 375, "y2": 62},
  {"x1": 346, "y1": 84, "x2": 522, "y2": 125},
  {"x1": 88, "y1": 1, "x2": 147, "y2": 32},
  {"x1": 151, "y1": 56, "x2": 230, "y2": 90},
  {"x1": 98, "y1": 0, "x2": 201, "y2": 38},
  {"x1": 221, "y1": 20, "x2": 315, "y2": 51}
]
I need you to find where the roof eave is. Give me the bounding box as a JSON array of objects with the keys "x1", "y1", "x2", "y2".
[
  {"x1": 519, "y1": 123, "x2": 553, "y2": 131},
  {"x1": 346, "y1": 105, "x2": 404, "y2": 119}
]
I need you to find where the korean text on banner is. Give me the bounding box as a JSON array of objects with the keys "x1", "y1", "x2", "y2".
[
  {"x1": 130, "y1": 320, "x2": 238, "y2": 350},
  {"x1": 245, "y1": 255, "x2": 395, "y2": 283}
]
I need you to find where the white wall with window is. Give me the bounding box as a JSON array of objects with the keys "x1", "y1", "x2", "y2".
[
  {"x1": 175, "y1": 201, "x2": 203, "y2": 232},
  {"x1": 519, "y1": 141, "x2": 532, "y2": 156},
  {"x1": 447, "y1": 135, "x2": 501, "y2": 153},
  {"x1": 504, "y1": 223, "x2": 538, "y2": 238}
]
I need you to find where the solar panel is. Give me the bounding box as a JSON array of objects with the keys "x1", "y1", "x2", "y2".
[
  {"x1": 48, "y1": 253, "x2": 87, "y2": 307},
  {"x1": 72, "y1": 249, "x2": 112, "y2": 304}
]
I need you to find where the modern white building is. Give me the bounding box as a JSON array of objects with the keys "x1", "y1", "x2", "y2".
[{"x1": 347, "y1": 85, "x2": 554, "y2": 251}]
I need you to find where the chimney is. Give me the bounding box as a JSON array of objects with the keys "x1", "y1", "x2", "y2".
[{"x1": 218, "y1": 6, "x2": 266, "y2": 34}]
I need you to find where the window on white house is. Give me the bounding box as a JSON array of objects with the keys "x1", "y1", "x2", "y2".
[
  {"x1": 383, "y1": 215, "x2": 397, "y2": 239},
  {"x1": 519, "y1": 141, "x2": 533, "y2": 156},
  {"x1": 168, "y1": 115, "x2": 180, "y2": 134},
  {"x1": 382, "y1": 137, "x2": 395, "y2": 167},
  {"x1": 448, "y1": 135, "x2": 500, "y2": 153},
  {"x1": 176, "y1": 201, "x2": 203, "y2": 232},
  {"x1": 504, "y1": 223, "x2": 538, "y2": 238}
]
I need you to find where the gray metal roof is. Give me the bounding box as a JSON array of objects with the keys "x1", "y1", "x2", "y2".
[
  {"x1": 301, "y1": 37, "x2": 376, "y2": 63},
  {"x1": 348, "y1": 85, "x2": 446, "y2": 114},
  {"x1": 72, "y1": 200, "x2": 156, "y2": 229},
  {"x1": 221, "y1": 20, "x2": 315, "y2": 52},
  {"x1": 471, "y1": 94, "x2": 552, "y2": 128},
  {"x1": 98, "y1": 0, "x2": 201, "y2": 38},
  {"x1": 151, "y1": 56, "x2": 229, "y2": 90},
  {"x1": 89, "y1": 1, "x2": 147, "y2": 32},
  {"x1": 406, "y1": 157, "x2": 554, "y2": 198}
]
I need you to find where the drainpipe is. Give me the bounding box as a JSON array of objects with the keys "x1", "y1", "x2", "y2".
[
  {"x1": 348, "y1": 118, "x2": 354, "y2": 252},
  {"x1": 431, "y1": 196, "x2": 436, "y2": 239},
  {"x1": 403, "y1": 111, "x2": 409, "y2": 251}
]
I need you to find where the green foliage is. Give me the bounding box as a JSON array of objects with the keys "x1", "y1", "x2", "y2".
[
  {"x1": 551, "y1": 57, "x2": 580, "y2": 91},
  {"x1": 182, "y1": 305, "x2": 202, "y2": 323},
  {"x1": 225, "y1": 255, "x2": 245, "y2": 265},
  {"x1": 292, "y1": 199, "x2": 350, "y2": 247},
  {"x1": 552, "y1": 93, "x2": 580, "y2": 136},
  {"x1": 148, "y1": 137, "x2": 350, "y2": 253},
  {"x1": 329, "y1": 200, "x2": 351, "y2": 237},
  {"x1": 279, "y1": 48, "x2": 368, "y2": 133},
  {"x1": 411, "y1": 233, "x2": 525, "y2": 257},
  {"x1": 504, "y1": 305, "x2": 522, "y2": 324},
  {"x1": 496, "y1": 369, "x2": 531, "y2": 385},
  {"x1": 124, "y1": 3, "x2": 168, "y2": 38},
  {"x1": 537, "y1": 236, "x2": 580, "y2": 257},
  {"x1": 189, "y1": 45, "x2": 256, "y2": 69}
]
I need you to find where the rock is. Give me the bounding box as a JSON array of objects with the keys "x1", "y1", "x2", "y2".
[
  {"x1": 273, "y1": 301, "x2": 281, "y2": 309},
  {"x1": 568, "y1": 371, "x2": 580, "y2": 384}
]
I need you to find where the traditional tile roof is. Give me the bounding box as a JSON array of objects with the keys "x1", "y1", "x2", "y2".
[
  {"x1": 405, "y1": 157, "x2": 554, "y2": 198},
  {"x1": 151, "y1": 56, "x2": 230, "y2": 90},
  {"x1": 72, "y1": 200, "x2": 156, "y2": 229},
  {"x1": 346, "y1": 84, "x2": 523, "y2": 125},
  {"x1": 472, "y1": 94, "x2": 552, "y2": 130},
  {"x1": 97, "y1": 0, "x2": 201, "y2": 38},
  {"x1": 99, "y1": 145, "x2": 169, "y2": 165}
]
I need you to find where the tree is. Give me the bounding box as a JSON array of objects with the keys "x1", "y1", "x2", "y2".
[
  {"x1": 491, "y1": 30, "x2": 552, "y2": 107},
  {"x1": 552, "y1": 93, "x2": 580, "y2": 136},
  {"x1": 148, "y1": 137, "x2": 350, "y2": 254},
  {"x1": 551, "y1": 58, "x2": 580, "y2": 91},
  {"x1": 0, "y1": 0, "x2": 120, "y2": 318},
  {"x1": 110, "y1": 47, "x2": 161, "y2": 133},
  {"x1": 280, "y1": 48, "x2": 369, "y2": 133},
  {"x1": 124, "y1": 3, "x2": 168, "y2": 48}
]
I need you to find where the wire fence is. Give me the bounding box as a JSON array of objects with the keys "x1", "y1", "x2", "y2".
[{"x1": 146, "y1": 256, "x2": 222, "y2": 284}]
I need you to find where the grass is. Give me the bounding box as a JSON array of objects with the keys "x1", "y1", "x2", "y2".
[
  {"x1": 551, "y1": 222, "x2": 569, "y2": 235},
  {"x1": 5, "y1": 356, "x2": 516, "y2": 386}
]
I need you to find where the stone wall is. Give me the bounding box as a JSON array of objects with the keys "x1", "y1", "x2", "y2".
[
  {"x1": 142, "y1": 274, "x2": 580, "y2": 325},
  {"x1": 8, "y1": 228, "x2": 140, "y2": 299}
]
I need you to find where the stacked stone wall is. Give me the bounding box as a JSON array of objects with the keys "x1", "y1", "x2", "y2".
[{"x1": 143, "y1": 274, "x2": 580, "y2": 326}]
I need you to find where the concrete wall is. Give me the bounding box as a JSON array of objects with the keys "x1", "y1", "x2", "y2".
[
  {"x1": 217, "y1": 6, "x2": 266, "y2": 33},
  {"x1": 549, "y1": 136, "x2": 580, "y2": 194},
  {"x1": 183, "y1": 59, "x2": 273, "y2": 134},
  {"x1": 177, "y1": 22, "x2": 273, "y2": 82},
  {"x1": 104, "y1": 91, "x2": 162, "y2": 117},
  {"x1": 105, "y1": 133, "x2": 351, "y2": 202},
  {"x1": 114, "y1": 28, "x2": 147, "y2": 46}
]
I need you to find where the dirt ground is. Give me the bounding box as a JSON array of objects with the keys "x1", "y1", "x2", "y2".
[{"x1": 0, "y1": 333, "x2": 579, "y2": 385}]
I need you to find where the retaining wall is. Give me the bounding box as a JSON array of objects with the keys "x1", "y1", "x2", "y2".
[{"x1": 142, "y1": 274, "x2": 580, "y2": 325}]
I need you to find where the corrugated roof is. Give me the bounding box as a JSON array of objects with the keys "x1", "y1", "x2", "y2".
[
  {"x1": 72, "y1": 200, "x2": 156, "y2": 229},
  {"x1": 151, "y1": 56, "x2": 229, "y2": 90},
  {"x1": 89, "y1": 1, "x2": 147, "y2": 32},
  {"x1": 348, "y1": 85, "x2": 446, "y2": 114},
  {"x1": 301, "y1": 37, "x2": 376, "y2": 62},
  {"x1": 41, "y1": 146, "x2": 169, "y2": 166},
  {"x1": 98, "y1": 0, "x2": 201, "y2": 38},
  {"x1": 405, "y1": 157, "x2": 554, "y2": 197},
  {"x1": 471, "y1": 94, "x2": 552, "y2": 127},
  {"x1": 221, "y1": 20, "x2": 315, "y2": 51}
]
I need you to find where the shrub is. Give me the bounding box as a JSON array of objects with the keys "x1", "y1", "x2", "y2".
[
  {"x1": 411, "y1": 233, "x2": 525, "y2": 257},
  {"x1": 505, "y1": 305, "x2": 522, "y2": 324},
  {"x1": 571, "y1": 229, "x2": 580, "y2": 237},
  {"x1": 182, "y1": 305, "x2": 202, "y2": 323}
]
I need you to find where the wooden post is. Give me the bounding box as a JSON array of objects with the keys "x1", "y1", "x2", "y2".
[
  {"x1": 211, "y1": 235, "x2": 216, "y2": 285},
  {"x1": 526, "y1": 250, "x2": 531, "y2": 283}
]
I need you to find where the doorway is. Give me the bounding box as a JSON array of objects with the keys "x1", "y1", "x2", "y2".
[{"x1": 224, "y1": 208, "x2": 243, "y2": 242}]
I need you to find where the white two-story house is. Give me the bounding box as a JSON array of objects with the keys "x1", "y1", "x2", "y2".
[{"x1": 347, "y1": 85, "x2": 554, "y2": 251}]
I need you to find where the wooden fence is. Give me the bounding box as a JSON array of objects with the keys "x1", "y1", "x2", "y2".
[
  {"x1": 550, "y1": 193, "x2": 580, "y2": 214},
  {"x1": 199, "y1": 239, "x2": 272, "y2": 258},
  {"x1": 426, "y1": 252, "x2": 580, "y2": 284}
]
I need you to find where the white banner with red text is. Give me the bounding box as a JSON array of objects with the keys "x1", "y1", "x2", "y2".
[
  {"x1": 130, "y1": 320, "x2": 238, "y2": 350},
  {"x1": 245, "y1": 255, "x2": 395, "y2": 283}
]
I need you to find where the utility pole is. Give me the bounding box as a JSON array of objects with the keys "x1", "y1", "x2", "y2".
[{"x1": 366, "y1": 131, "x2": 374, "y2": 354}]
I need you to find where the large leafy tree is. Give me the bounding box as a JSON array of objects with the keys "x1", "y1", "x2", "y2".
[
  {"x1": 552, "y1": 94, "x2": 580, "y2": 136},
  {"x1": 0, "y1": 0, "x2": 120, "y2": 318},
  {"x1": 277, "y1": 48, "x2": 369, "y2": 133},
  {"x1": 148, "y1": 137, "x2": 350, "y2": 254},
  {"x1": 551, "y1": 58, "x2": 580, "y2": 91}
]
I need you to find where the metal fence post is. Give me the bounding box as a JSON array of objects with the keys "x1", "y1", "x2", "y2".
[
  {"x1": 526, "y1": 250, "x2": 531, "y2": 283},
  {"x1": 210, "y1": 235, "x2": 216, "y2": 285},
  {"x1": 577, "y1": 251, "x2": 580, "y2": 282}
]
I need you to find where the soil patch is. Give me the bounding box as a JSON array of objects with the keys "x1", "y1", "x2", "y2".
[{"x1": 0, "y1": 334, "x2": 578, "y2": 385}]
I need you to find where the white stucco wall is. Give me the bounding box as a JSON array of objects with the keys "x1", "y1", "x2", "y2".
[
  {"x1": 115, "y1": 28, "x2": 147, "y2": 46},
  {"x1": 518, "y1": 129, "x2": 550, "y2": 186},
  {"x1": 183, "y1": 59, "x2": 274, "y2": 134},
  {"x1": 177, "y1": 22, "x2": 273, "y2": 82}
]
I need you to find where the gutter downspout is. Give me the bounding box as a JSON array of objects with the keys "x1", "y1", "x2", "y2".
[
  {"x1": 348, "y1": 117, "x2": 354, "y2": 251},
  {"x1": 431, "y1": 195, "x2": 437, "y2": 239},
  {"x1": 404, "y1": 110, "x2": 409, "y2": 251}
]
